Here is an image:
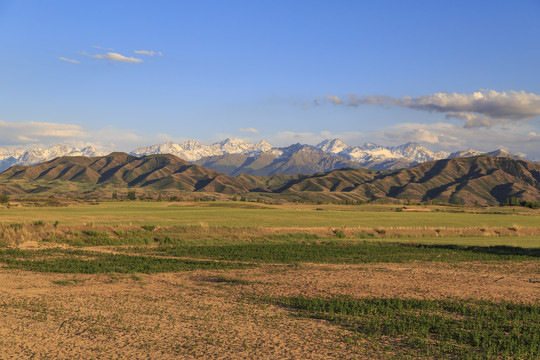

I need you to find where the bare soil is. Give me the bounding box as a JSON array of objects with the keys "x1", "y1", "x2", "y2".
[{"x1": 0, "y1": 261, "x2": 538, "y2": 359}]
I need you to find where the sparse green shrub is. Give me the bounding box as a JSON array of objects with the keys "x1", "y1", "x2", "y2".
[
  {"x1": 141, "y1": 225, "x2": 156, "y2": 232},
  {"x1": 114, "y1": 229, "x2": 127, "y2": 238},
  {"x1": 10, "y1": 223, "x2": 23, "y2": 231},
  {"x1": 33, "y1": 220, "x2": 45, "y2": 227},
  {"x1": 332, "y1": 229, "x2": 346, "y2": 238}
]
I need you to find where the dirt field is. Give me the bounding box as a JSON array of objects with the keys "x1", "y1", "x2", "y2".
[{"x1": 1, "y1": 260, "x2": 538, "y2": 359}]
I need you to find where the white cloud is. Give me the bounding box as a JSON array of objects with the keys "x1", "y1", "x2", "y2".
[
  {"x1": 445, "y1": 112, "x2": 494, "y2": 128},
  {"x1": 134, "y1": 50, "x2": 162, "y2": 56},
  {"x1": 374, "y1": 122, "x2": 540, "y2": 158},
  {"x1": 0, "y1": 121, "x2": 86, "y2": 146},
  {"x1": 325, "y1": 95, "x2": 343, "y2": 105},
  {"x1": 321, "y1": 90, "x2": 540, "y2": 128},
  {"x1": 87, "y1": 52, "x2": 143, "y2": 63},
  {"x1": 58, "y1": 57, "x2": 79, "y2": 64},
  {"x1": 239, "y1": 127, "x2": 259, "y2": 133}
]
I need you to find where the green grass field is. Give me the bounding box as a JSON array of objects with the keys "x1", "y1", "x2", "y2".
[
  {"x1": 2, "y1": 201, "x2": 540, "y2": 228},
  {"x1": 273, "y1": 296, "x2": 540, "y2": 359}
]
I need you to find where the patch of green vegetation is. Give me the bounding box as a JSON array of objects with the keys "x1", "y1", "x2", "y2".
[
  {"x1": 129, "y1": 242, "x2": 539, "y2": 264},
  {"x1": 265, "y1": 233, "x2": 320, "y2": 242},
  {"x1": 52, "y1": 278, "x2": 84, "y2": 286},
  {"x1": 141, "y1": 225, "x2": 156, "y2": 232},
  {"x1": 332, "y1": 229, "x2": 346, "y2": 238},
  {"x1": 274, "y1": 296, "x2": 540, "y2": 359},
  {"x1": 203, "y1": 275, "x2": 251, "y2": 285},
  {"x1": 0, "y1": 248, "x2": 253, "y2": 274},
  {"x1": 9, "y1": 223, "x2": 23, "y2": 231}
]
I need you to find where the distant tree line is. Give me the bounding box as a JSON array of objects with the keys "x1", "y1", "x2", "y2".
[{"x1": 502, "y1": 197, "x2": 540, "y2": 209}]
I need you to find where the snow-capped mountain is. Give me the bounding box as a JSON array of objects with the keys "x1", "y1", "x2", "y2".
[
  {"x1": 315, "y1": 139, "x2": 449, "y2": 166},
  {"x1": 448, "y1": 148, "x2": 485, "y2": 159},
  {"x1": 0, "y1": 145, "x2": 104, "y2": 172},
  {"x1": 0, "y1": 138, "x2": 532, "y2": 174},
  {"x1": 389, "y1": 142, "x2": 449, "y2": 162},
  {"x1": 131, "y1": 138, "x2": 273, "y2": 162}
]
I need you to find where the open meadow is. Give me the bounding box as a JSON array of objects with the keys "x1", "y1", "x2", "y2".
[{"x1": 0, "y1": 201, "x2": 539, "y2": 359}]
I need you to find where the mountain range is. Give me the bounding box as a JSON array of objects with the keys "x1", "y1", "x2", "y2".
[
  {"x1": 1, "y1": 152, "x2": 538, "y2": 205},
  {"x1": 0, "y1": 138, "x2": 531, "y2": 176}
]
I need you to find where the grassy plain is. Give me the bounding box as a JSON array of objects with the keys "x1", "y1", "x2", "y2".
[
  {"x1": 2, "y1": 201, "x2": 540, "y2": 228},
  {"x1": 0, "y1": 201, "x2": 538, "y2": 359}
]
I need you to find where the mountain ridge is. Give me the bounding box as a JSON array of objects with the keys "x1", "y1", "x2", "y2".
[
  {"x1": 0, "y1": 138, "x2": 533, "y2": 176},
  {"x1": 0, "y1": 152, "x2": 538, "y2": 206}
]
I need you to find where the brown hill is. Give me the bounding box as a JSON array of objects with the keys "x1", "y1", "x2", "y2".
[
  {"x1": 0, "y1": 153, "x2": 538, "y2": 205},
  {"x1": 272, "y1": 156, "x2": 540, "y2": 205},
  {"x1": 0, "y1": 152, "x2": 254, "y2": 194}
]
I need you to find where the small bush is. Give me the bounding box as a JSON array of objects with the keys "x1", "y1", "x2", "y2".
[
  {"x1": 332, "y1": 229, "x2": 346, "y2": 238},
  {"x1": 141, "y1": 225, "x2": 156, "y2": 232},
  {"x1": 33, "y1": 221, "x2": 45, "y2": 227}
]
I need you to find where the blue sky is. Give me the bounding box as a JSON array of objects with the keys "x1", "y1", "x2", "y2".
[{"x1": 1, "y1": 0, "x2": 539, "y2": 158}]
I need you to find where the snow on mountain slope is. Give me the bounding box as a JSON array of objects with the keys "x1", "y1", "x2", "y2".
[
  {"x1": 316, "y1": 139, "x2": 448, "y2": 164},
  {"x1": 0, "y1": 137, "x2": 532, "y2": 174},
  {"x1": 316, "y1": 139, "x2": 350, "y2": 154},
  {"x1": 447, "y1": 149, "x2": 485, "y2": 159},
  {"x1": 389, "y1": 142, "x2": 450, "y2": 162},
  {"x1": 0, "y1": 145, "x2": 104, "y2": 173},
  {"x1": 131, "y1": 138, "x2": 273, "y2": 162}
]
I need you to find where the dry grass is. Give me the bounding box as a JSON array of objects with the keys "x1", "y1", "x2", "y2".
[{"x1": 0, "y1": 261, "x2": 537, "y2": 359}]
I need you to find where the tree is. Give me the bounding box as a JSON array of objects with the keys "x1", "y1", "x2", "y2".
[
  {"x1": 0, "y1": 194, "x2": 9, "y2": 204},
  {"x1": 112, "y1": 191, "x2": 118, "y2": 200},
  {"x1": 127, "y1": 190, "x2": 136, "y2": 201}
]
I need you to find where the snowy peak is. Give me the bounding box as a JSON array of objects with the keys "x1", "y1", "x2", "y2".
[
  {"x1": 389, "y1": 142, "x2": 449, "y2": 163},
  {"x1": 448, "y1": 148, "x2": 485, "y2": 159},
  {"x1": 486, "y1": 149, "x2": 526, "y2": 160},
  {"x1": 255, "y1": 140, "x2": 273, "y2": 152},
  {"x1": 316, "y1": 140, "x2": 445, "y2": 164},
  {"x1": 358, "y1": 142, "x2": 383, "y2": 151},
  {"x1": 0, "y1": 145, "x2": 105, "y2": 172},
  {"x1": 131, "y1": 138, "x2": 276, "y2": 162},
  {"x1": 316, "y1": 138, "x2": 350, "y2": 154},
  {"x1": 0, "y1": 138, "x2": 533, "y2": 175}
]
